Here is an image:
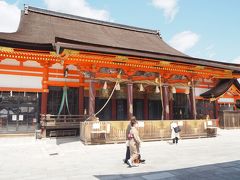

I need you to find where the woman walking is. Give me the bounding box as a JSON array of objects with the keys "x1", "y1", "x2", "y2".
[{"x1": 127, "y1": 119, "x2": 141, "y2": 167}]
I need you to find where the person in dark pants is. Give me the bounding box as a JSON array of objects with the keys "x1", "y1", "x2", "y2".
[
  {"x1": 124, "y1": 146, "x2": 131, "y2": 163},
  {"x1": 170, "y1": 120, "x2": 180, "y2": 144},
  {"x1": 124, "y1": 116, "x2": 145, "y2": 164}
]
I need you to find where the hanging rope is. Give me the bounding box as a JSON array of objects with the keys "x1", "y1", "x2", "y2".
[
  {"x1": 58, "y1": 67, "x2": 71, "y2": 115},
  {"x1": 159, "y1": 75, "x2": 164, "y2": 120},
  {"x1": 85, "y1": 70, "x2": 122, "y2": 121},
  {"x1": 58, "y1": 86, "x2": 71, "y2": 115}
]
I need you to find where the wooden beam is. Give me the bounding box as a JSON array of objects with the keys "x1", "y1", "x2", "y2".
[
  {"x1": 0, "y1": 87, "x2": 42, "y2": 92},
  {"x1": 0, "y1": 48, "x2": 237, "y2": 81},
  {"x1": 0, "y1": 70, "x2": 42, "y2": 77}
]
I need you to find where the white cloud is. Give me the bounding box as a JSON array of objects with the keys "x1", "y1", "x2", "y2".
[
  {"x1": 151, "y1": 0, "x2": 179, "y2": 22},
  {"x1": 169, "y1": 31, "x2": 200, "y2": 52},
  {"x1": 205, "y1": 44, "x2": 216, "y2": 59},
  {"x1": 232, "y1": 56, "x2": 240, "y2": 64},
  {"x1": 44, "y1": 0, "x2": 111, "y2": 21},
  {"x1": 0, "y1": 1, "x2": 21, "y2": 32}
]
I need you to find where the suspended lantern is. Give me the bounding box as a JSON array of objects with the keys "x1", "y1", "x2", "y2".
[
  {"x1": 115, "y1": 82, "x2": 121, "y2": 91},
  {"x1": 139, "y1": 84, "x2": 144, "y2": 92},
  {"x1": 185, "y1": 87, "x2": 190, "y2": 94},
  {"x1": 103, "y1": 81, "x2": 108, "y2": 90},
  {"x1": 155, "y1": 86, "x2": 160, "y2": 93},
  {"x1": 171, "y1": 86, "x2": 176, "y2": 94},
  {"x1": 84, "y1": 108, "x2": 87, "y2": 115},
  {"x1": 100, "y1": 81, "x2": 109, "y2": 98},
  {"x1": 180, "y1": 109, "x2": 182, "y2": 115}
]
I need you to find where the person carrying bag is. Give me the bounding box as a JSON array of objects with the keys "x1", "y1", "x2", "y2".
[
  {"x1": 127, "y1": 119, "x2": 142, "y2": 167},
  {"x1": 170, "y1": 120, "x2": 180, "y2": 144}
]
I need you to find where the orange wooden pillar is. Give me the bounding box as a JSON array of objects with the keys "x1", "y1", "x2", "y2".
[
  {"x1": 41, "y1": 64, "x2": 49, "y2": 114},
  {"x1": 169, "y1": 95, "x2": 174, "y2": 120},
  {"x1": 112, "y1": 98, "x2": 116, "y2": 120},
  {"x1": 41, "y1": 93, "x2": 48, "y2": 114},
  {"x1": 162, "y1": 85, "x2": 170, "y2": 120},
  {"x1": 127, "y1": 83, "x2": 133, "y2": 119},
  {"x1": 215, "y1": 101, "x2": 219, "y2": 119},
  {"x1": 41, "y1": 63, "x2": 49, "y2": 137},
  {"x1": 88, "y1": 79, "x2": 96, "y2": 118},
  {"x1": 79, "y1": 86, "x2": 84, "y2": 115},
  {"x1": 190, "y1": 87, "x2": 197, "y2": 119}
]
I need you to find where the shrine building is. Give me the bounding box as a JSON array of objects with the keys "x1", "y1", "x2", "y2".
[{"x1": 0, "y1": 6, "x2": 240, "y2": 135}]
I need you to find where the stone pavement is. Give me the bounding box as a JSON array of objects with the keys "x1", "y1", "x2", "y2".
[{"x1": 0, "y1": 129, "x2": 240, "y2": 180}]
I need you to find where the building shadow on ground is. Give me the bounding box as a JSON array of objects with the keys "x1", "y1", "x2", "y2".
[
  {"x1": 55, "y1": 136, "x2": 81, "y2": 145},
  {"x1": 94, "y1": 160, "x2": 240, "y2": 180}
]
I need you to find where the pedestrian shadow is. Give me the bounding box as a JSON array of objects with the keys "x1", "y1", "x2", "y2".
[
  {"x1": 94, "y1": 160, "x2": 240, "y2": 180},
  {"x1": 166, "y1": 141, "x2": 174, "y2": 145}
]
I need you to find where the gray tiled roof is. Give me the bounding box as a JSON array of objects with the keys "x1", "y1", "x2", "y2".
[
  {"x1": 0, "y1": 6, "x2": 239, "y2": 72},
  {"x1": 0, "y1": 6, "x2": 186, "y2": 57}
]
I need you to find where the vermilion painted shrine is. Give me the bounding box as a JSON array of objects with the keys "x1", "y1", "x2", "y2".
[{"x1": 0, "y1": 6, "x2": 240, "y2": 137}]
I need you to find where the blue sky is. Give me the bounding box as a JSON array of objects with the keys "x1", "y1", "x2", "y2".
[{"x1": 1, "y1": 0, "x2": 240, "y2": 63}]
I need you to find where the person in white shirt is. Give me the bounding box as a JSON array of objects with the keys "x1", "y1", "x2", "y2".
[{"x1": 170, "y1": 120, "x2": 180, "y2": 144}]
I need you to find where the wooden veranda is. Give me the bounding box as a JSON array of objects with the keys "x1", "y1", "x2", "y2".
[{"x1": 79, "y1": 119, "x2": 218, "y2": 144}]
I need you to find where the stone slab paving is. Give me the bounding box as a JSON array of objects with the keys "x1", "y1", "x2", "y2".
[{"x1": 0, "y1": 129, "x2": 240, "y2": 179}]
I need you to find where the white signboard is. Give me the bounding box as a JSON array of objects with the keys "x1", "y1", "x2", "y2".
[
  {"x1": 218, "y1": 98, "x2": 234, "y2": 103},
  {"x1": 0, "y1": 74, "x2": 42, "y2": 89},
  {"x1": 207, "y1": 121, "x2": 213, "y2": 126},
  {"x1": 19, "y1": 115, "x2": 24, "y2": 121},
  {"x1": 92, "y1": 122, "x2": 100, "y2": 130},
  {"x1": 12, "y1": 115, "x2": 17, "y2": 121}
]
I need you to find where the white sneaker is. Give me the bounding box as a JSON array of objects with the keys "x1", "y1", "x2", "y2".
[{"x1": 127, "y1": 159, "x2": 133, "y2": 167}]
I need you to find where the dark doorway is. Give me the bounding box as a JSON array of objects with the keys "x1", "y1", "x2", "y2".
[
  {"x1": 173, "y1": 93, "x2": 190, "y2": 119},
  {"x1": 148, "y1": 100, "x2": 162, "y2": 120},
  {"x1": 133, "y1": 99, "x2": 144, "y2": 120},
  {"x1": 0, "y1": 91, "x2": 39, "y2": 133},
  {"x1": 116, "y1": 99, "x2": 127, "y2": 120},
  {"x1": 95, "y1": 98, "x2": 112, "y2": 120},
  {"x1": 47, "y1": 86, "x2": 79, "y2": 115}
]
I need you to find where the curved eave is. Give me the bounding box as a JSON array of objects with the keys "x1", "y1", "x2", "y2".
[
  {"x1": 0, "y1": 39, "x2": 53, "y2": 51},
  {"x1": 200, "y1": 79, "x2": 240, "y2": 98},
  {"x1": 55, "y1": 39, "x2": 240, "y2": 72}
]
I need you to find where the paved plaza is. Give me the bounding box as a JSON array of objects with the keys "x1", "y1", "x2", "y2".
[{"x1": 0, "y1": 129, "x2": 240, "y2": 180}]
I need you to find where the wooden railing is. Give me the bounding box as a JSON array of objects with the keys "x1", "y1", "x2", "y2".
[
  {"x1": 40, "y1": 114, "x2": 87, "y2": 137},
  {"x1": 41, "y1": 114, "x2": 86, "y2": 127},
  {"x1": 219, "y1": 111, "x2": 240, "y2": 129},
  {"x1": 80, "y1": 119, "x2": 218, "y2": 144}
]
